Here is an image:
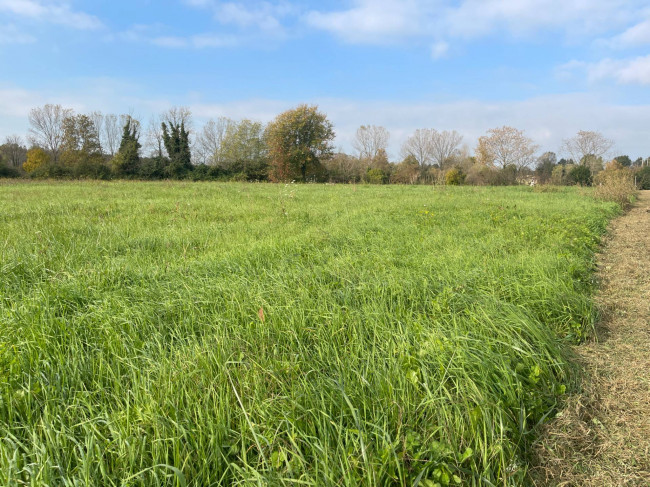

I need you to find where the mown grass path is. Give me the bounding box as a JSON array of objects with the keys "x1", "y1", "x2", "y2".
[{"x1": 533, "y1": 191, "x2": 650, "y2": 486}]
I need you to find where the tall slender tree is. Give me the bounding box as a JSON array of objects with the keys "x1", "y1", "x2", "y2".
[
  {"x1": 112, "y1": 117, "x2": 141, "y2": 176},
  {"x1": 162, "y1": 120, "x2": 192, "y2": 177}
]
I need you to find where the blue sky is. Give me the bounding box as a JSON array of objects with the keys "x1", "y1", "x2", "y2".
[{"x1": 1, "y1": 0, "x2": 650, "y2": 158}]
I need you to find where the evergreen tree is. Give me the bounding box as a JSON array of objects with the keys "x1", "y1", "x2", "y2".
[
  {"x1": 113, "y1": 118, "x2": 141, "y2": 176},
  {"x1": 162, "y1": 121, "x2": 192, "y2": 177}
]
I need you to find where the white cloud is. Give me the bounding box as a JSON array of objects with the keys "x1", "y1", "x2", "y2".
[
  {"x1": 442, "y1": 0, "x2": 635, "y2": 39},
  {"x1": 0, "y1": 23, "x2": 36, "y2": 44},
  {"x1": 113, "y1": 24, "x2": 239, "y2": 49},
  {"x1": 183, "y1": 0, "x2": 296, "y2": 37},
  {"x1": 606, "y1": 16, "x2": 650, "y2": 48},
  {"x1": 305, "y1": 0, "x2": 646, "y2": 47},
  {"x1": 150, "y1": 33, "x2": 238, "y2": 49},
  {"x1": 562, "y1": 55, "x2": 650, "y2": 85},
  {"x1": 305, "y1": 0, "x2": 427, "y2": 44},
  {"x1": 0, "y1": 0, "x2": 103, "y2": 30}
]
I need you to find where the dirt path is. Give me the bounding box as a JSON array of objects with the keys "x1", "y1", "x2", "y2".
[{"x1": 532, "y1": 190, "x2": 650, "y2": 485}]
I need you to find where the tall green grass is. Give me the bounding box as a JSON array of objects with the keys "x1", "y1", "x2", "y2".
[{"x1": 0, "y1": 182, "x2": 617, "y2": 485}]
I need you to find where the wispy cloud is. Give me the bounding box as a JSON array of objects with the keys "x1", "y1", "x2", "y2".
[
  {"x1": 0, "y1": 23, "x2": 36, "y2": 44},
  {"x1": 183, "y1": 0, "x2": 296, "y2": 37},
  {"x1": 112, "y1": 24, "x2": 239, "y2": 49},
  {"x1": 605, "y1": 16, "x2": 650, "y2": 48},
  {"x1": 0, "y1": 0, "x2": 103, "y2": 30},
  {"x1": 305, "y1": 0, "x2": 646, "y2": 48},
  {"x1": 150, "y1": 34, "x2": 238, "y2": 49},
  {"x1": 561, "y1": 55, "x2": 650, "y2": 85}
]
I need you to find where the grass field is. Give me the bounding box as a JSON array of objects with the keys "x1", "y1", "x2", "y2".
[{"x1": 0, "y1": 182, "x2": 618, "y2": 486}]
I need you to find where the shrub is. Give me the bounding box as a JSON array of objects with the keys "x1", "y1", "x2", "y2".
[
  {"x1": 365, "y1": 168, "x2": 387, "y2": 184},
  {"x1": 23, "y1": 148, "x2": 50, "y2": 173},
  {"x1": 550, "y1": 164, "x2": 570, "y2": 185},
  {"x1": 465, "y1": 165, "x2": 496, "y2": 185},
  {"x1": 30, "y1": 163, "x2": 72, "y2": 179},
  {"x1": 0, "y1": 162, "x2": 21, "y2": 178},
  {"x1": 636, "y1": 166, "x2": 650, "y2": 190},
  {"x1": 593, "y1": 162, "x2": 636, "y2": 208},
  {"x1": 444, "y1": 167, "x2": 465, "y2": 185},
  {"x1": 567, "y1": 165, "x2": 592, "y2": 186}
]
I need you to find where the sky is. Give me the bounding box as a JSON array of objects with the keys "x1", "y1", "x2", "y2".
[{"x1": 1, "y1": 0, "x2": 650, "y2": 159}]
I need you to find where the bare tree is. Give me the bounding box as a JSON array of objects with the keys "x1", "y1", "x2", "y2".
[
  {"x1": 103, "y1": 114, "x2": 121, "y2": 157},
  {"x1": 145, "y1": 115, "x2": 165, "y2": 158},
  {"x1": 401, "y1": 128, "x2": 436, "y2": 175},
  {"x1": 194, "y1": 117, "x2": 234, "y2": 165},
  {"x1": 431, "y1": 130, "x2": 463, "y2": 170},
  {"x1": 89, "y1": 111, "x2": 104, "y2": 154},
  {"x1": 352, "y1": 125, "x2": 390, "y2": 160},
  {"x1": 562, "y1": 130, "x2": 613, "y2": 166},
  {"x1": 476, "y1": 126, "x2": 539, "y2": 169},
  {"x1": 28, "y1": 104, "x2": 73, "y2": 162},
  {"x1": 0, "y1": 135, "x2": 27, "y2": 167},
  {"x1": 162, "y1": 106, "x2": 193, "y2": 131}
]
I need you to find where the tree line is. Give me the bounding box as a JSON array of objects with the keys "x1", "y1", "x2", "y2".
[{"x1": 1, "y1": 103, "x2": 649, "y2": 189}]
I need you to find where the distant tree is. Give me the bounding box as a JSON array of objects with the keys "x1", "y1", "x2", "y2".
[
  {"x1": 365, "y1": 168, "x2": 387, "y2": 184},
  {"x1": 265, "y1": 104, "x2": 335, "y2": 182},
  {"x1": 445, "y1": 167, "x2": 465, "y2": 185},
  {"x1": 431, "y1": 130, "x2": 463, "y2": 170},
  {"x1": 219, "y1": 119, "x2": 267, "y2": 179},
  {"x1": 28, "y1": 104, "x2": 73, "y2": 162},
  {"x1": 562, "y1": 130, "x2": 613, "y2": 167},
  {"x1": 362, "y1": 148, "x2": 391, "y2": 183},
  {"x1": 370, "y1": 148, "x2": 391, "y2": 171},
  {"x1": 112, "y1": 117, "x2": 141, "y2": 176},
  {"x1": 60, "y1": 114, "x2": 103, "y2": 167},
  {"x1": 23, "y1": 147, "x2": 51, "y2": 173},
  {"x1": 89, "y1": 111, "x2": 104, "y2": 154},
  {"x1": 0, "y1": 135, "x2": 27, "y2": 167},
  {"x1": 614, "y1": 155, "x2": 632, "y2": 167},
  {"x1": 194, "y1": 117, "x2": 234, "y2": 165},
  {"x1": 567, "y1": 164, "x2": 592, "y2": 186},
  {"x1": 391, "y1": 154, "x2": 420, "y2": 184},
  {"x1": 636, "y1": 166, "x2": 650, "y2": 189},
  {"x1": 550, "y1": 164, "x2": 570, "y2": 185},
  {"x1": 401, "y1": 128, "x2": 435, "y2": 176},
  {"x1": 162, "y1": 107, "x2": 193, "y2": 131},
  {"x1": 535, "y1": 151, "x2": 557, "y2": 184},
  {"x1": 162, "y1": 120, "x2": 192, "y2": 177},
  {"x1": 353, "y1": 125, "x2": 389, "y2": 160},
  {"x1": 144, "y1": 115, "x2": 165, "y2": 158},
  {"x1": 476, "y1": 126, "x2": 538, "y2": 170},
  {"x1": 323, "y1": 151, "x2": 363, "y2": 183},
  {"x1": 102, "y1": 114, "x2": 122, "y2": 157},
  {"x1": 580, "y1": 154, "x2": 604, "y2": 174}
]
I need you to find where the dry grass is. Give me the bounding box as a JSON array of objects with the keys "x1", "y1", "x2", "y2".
[
  {"x1": 593, "y1": 165, "x2": 638, "y2": 209},
  {"x1": 531, "y1": 190, "x2": 650, "y2": 486}
]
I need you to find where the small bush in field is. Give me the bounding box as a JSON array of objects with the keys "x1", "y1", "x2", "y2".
[
  {"x1": 444, "y1": 167, "x2": 465, "y2": 185},
  {"x1": 567, "y1": 165, "x2": 592, "y2": 186},
  {"x1": 594, "y1": 161, "x2": 637, "y2": 208}
]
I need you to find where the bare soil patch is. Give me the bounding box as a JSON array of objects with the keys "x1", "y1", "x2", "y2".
[{"x1": 532, "y1": 190, "x2": 650, "y2": 486}]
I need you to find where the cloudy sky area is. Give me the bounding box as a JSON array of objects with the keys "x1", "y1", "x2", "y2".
[{"x1": 1, "y1": 0, "x2": 650, "y2": 158}]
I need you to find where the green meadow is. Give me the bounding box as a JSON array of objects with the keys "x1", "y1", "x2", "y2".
[{"x1": 0, "y1": 182, "x2": 618, "y2": 486}]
